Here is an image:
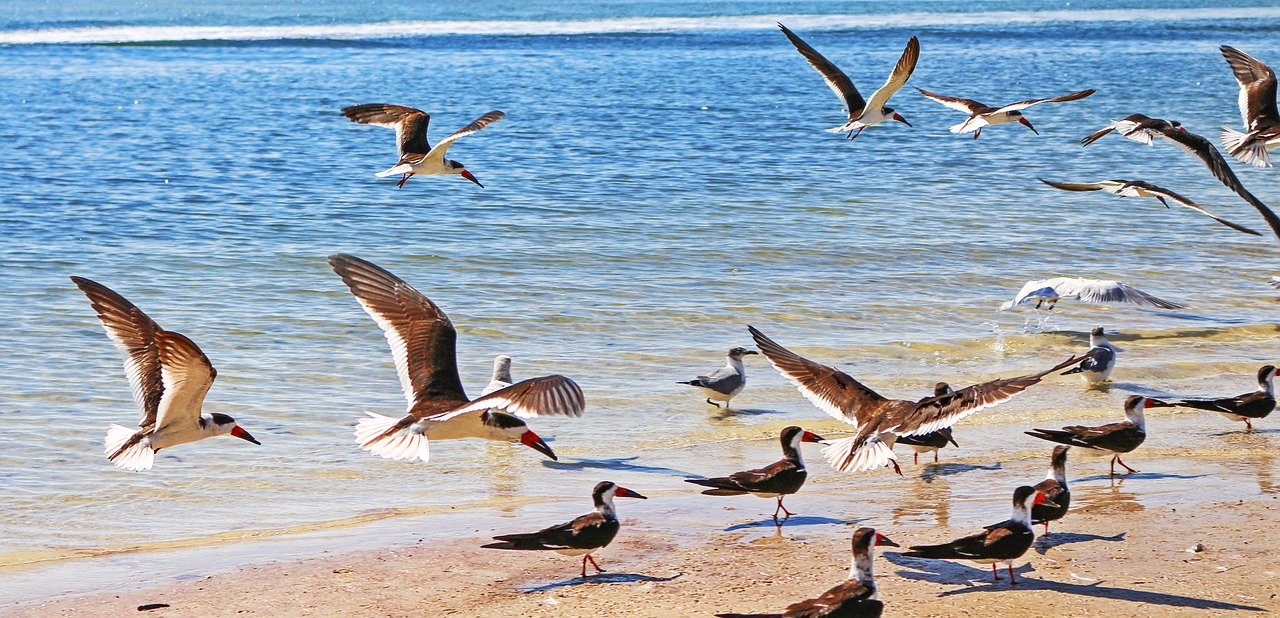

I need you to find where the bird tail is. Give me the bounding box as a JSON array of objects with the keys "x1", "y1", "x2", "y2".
[
  {"x1": 1220, "y1": 128, "x2": 1272, "y2": 167},
  {"x1": 354, "y1": 411, "x2": 429, "y2": 462},
  {"x1": 374, "y1": 163, "x2": 414, "y2": 178},
  {"x1": 1025, "y1": 429, "x2": 1086, "y2": 448},
  {"x1": 1080, "y1": 126, "x2": 1114, "y2": 147},
  {"x1": 822, "y1": 435, "x2": 896, "y2": 473},
  {"x1": 825, "y1": 122, "x2": 855, "y2": 134},
  {"x1": 903, "y1": 543, "x2": 966, "y2": 560},
  {"x1": 105, "y1": 424, "x2": 155, "y2": 471},
  {"x1": 676, "y1": 380, "x2": 701, "y2": 386},
  {"x1": 1173, "y1": 399, "x2": 1228, "y2": 413},
  {"x1": 685, "y1": 478, "x2": 748, "y2": 495},
  {"x1": 483, "y1": 533, "x2": 553, "y2": 550},
  {"x1": 1060, "y1": 365, "x2": 1084, "y2": 375}
]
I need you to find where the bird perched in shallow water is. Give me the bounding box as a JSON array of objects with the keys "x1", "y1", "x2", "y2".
[
  {"x1": 1173, "y1": 365, "x2": 1276, "y2": 430},
  {"x1": 679, "y1": 346, "x2": 758, "y2": 408},
  {"x1": 1061, "y1": 327, "x2": 1117, "y2": 383},
  {"x1": 340, "y1": 104, "x2": 504, "y2": 188},
  {"x1": 686, "y1": 425, "x2": 825, "y2": 524},
  {"x1": 999, "y1": 277, "x2": 1185, "y2": 311}
]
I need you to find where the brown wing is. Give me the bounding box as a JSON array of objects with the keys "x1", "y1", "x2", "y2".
[
  {"x1": 1038, "y1": 178, "x2": 1107, "y2": 192},
  {"x1": 1156, "y1": 126, "x2": 1280, "y2": 241},
  {"x1": 340, "y1": 104, "x2": 431, "y2": 156},
  {"x1": 427, "y1": 375, "x2": 586, "y2": 421},
  {"x1": 782, "y1": 580, "x2": 877, "y2": 618},
  {"x1": 915, "y1": 88, "x2": 991, "y2": 114},
  {"x1": 1123, "y1": 181, "x2": 1262, "y2": 236},
  {"x1": 993, "y1": 89, "x2": 1096, "y2": 114},
  {"x1": 71, "y1": 276, "x2": 165, "y2": 427},
  {"x1": 328, "y1": 254, "x2": 467, "y2": 411},
  {"x1": 749, "y1": 325, "x2": 886, "y2": 425},
  {"x1": 153, "y1": 330, "x2": 217, "y2": 433},
  {"x1": 1221, "y1": 46, "x2": 1279, "y2": 128},
  {"x1": 425, "y1": 111, "x2": 505, "y2": 162},
  {"x1": 778, "y1": 23, "x2": 865, "y2": 116}
]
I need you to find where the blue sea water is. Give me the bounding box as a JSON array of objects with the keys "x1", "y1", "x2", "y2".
[{"x1": 1, "y1": 0, "x2": 1278, "y2": 604}]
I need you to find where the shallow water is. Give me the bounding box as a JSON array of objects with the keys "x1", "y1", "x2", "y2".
[{"x1": 1, "y1": 0, "x2": 1279, "y2": 604}]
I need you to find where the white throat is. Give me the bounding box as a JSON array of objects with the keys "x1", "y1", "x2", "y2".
[
  {"x1": 1012, "y1": 498, "x2": 1035, "y2": 529},
  {"x1": 726, "y1": 356, "x2": 746, "y2": 376},
  {"x1": 1046, "y1": 461, "x2": 1066, "y2": 484},
  {"x1": 1261, "y1": 374, "x2": 1275, "y2": 396},
  {"x1": 850, "y1": 548, "x2": 875, "y2": 584},
  {"x1": 597, "y1": 492, "x2": 617, "y2": 519},
  {"x1": 1124, "y1": 406, "x2": 1147, "y2": 432}
]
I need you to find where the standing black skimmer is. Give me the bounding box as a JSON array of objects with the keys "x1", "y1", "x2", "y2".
[
  {"x1": 1080, "y1": 113, "x2": 1182, "y2": 147},
  {"x1": 1026, "y1": 395, "x2": 1171, "y2": 476},
  {"x1": 895, "y1": 383, "x2": 960, "y2": 464},
  {"x1": 904, "y1": 485, "x2": 1053, "y2": 584},
  {"x1": 1060, "y1": 327, "x2": 1117, "y2": 384},
  {"x1": 340, "y1": 104, "x2": 504, "y2": 188},
  {"x1": 777, "y1": 24, "x2": 919, "y2": 140},
  {"x1": 481, "y1": 355, "x2": 513, "y2": 396},
  {"x1": 327, "y1": 254, "x2": 584, "y2": 462},
  {"x1": 1030, "y1": 446, "x2": 1071, "y2": 534},
  {"x1": 1220, "y1": 46, "x2": 1280, "y2": 167},
  {"x1": 915, "y1": 87, "x2": 1094, "y2": 139},
  {"x1": 482, "y1": 481, "x2": 646, "y2": 578},
  {"x1": 715, "y1": 527, "x2": 898, "y2": 618},
  {"x1": 1037, "y1": 178, "x2": 1261, "y2": 235},
  {"x1": 999, "y1": 277, "x2": 1185, "y2": 311},
  {"x1": 678, "y1": 346, "x2": 757, "y2": 408},
  {"x1": 749, "y1": 325, "x2": 1092, "y2": 474},
  {"x1": 685, "y1": 425, "x2": 824, "y2": 524},
  {"x1": 1173, "y1": 365, "x2": 1276, "y2": 430},
  {"x1": 70, "y1": 277, "x2": 260, "y2": 471}
]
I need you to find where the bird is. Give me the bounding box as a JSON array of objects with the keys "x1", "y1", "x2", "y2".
[
  {"x1": 777, "y1": 23, "x2": 919, "y2": 139},
  {"x1": 481, "y1": 355, "x2": 513, "y2": 396},
  {"x1": 1037, "y1": 178, "x2": 1261, "y2": 236},
  {"x1": 1026, "y1": 395, "x2": 1171, "y2": 476},
  {"x1": 327, "y1": 254, "x2": 584, "y2": 463},
  {"x1": 678, "y1": 346, "x2": 758, "y2": 408},
  {"x1": 895, "y1": 383, "x2": 960, "y2": 464},
  {"x1": 1173, "y1": 365, "x2": 1276, "y2": 430},
  {"x1": 481, "y1": 480, "x2": 646, "y2": 578},
  {"x1": 903, "y1": 485, "x2": 1054, "y2": 585},
  {"x1": 685, "y1": 425, "x2": 825, "y2": 524},
  {"x1": 1030, "y1": 446, "x2": 1071, "y2": 535},
  {"x1": 915, "y1": 87, "x2": 1095, "y2": 139},
  {"x1": 1060, "y1": 326, "x2": 1117, "y2": 383},
  {"x1": 1219, "y1": 45, "x2": 1280, "y2": 167},
  {"x1": 999, "y1": 277, "x2": 1185, "y2": 311},
  {"x1": 70, "y1": 276, "x2": 260, "y2": 471},
  {"x1": 749, "y1": 325, "x2": 1094, "y2": 474},
  {"x1": 714, "y1": 527, "x2": 899, "y2": 618},
  {"x1": 1080, "y1": 113, "x2": 1182, "y2": 147},
  {"x1": 340, "y1": 104, "x2": 504, "y2": 188}
]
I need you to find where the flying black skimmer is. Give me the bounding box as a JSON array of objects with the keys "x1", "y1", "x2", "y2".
[
  {"x1": 481, "y1": 480, "x2": 646, "y2": 578},
  {"x1": 749, "y1": 325, "x2": 1093, "y2": 474},
  {"x1": 915, "y1": 87, "x2": 1094, "y2": 139},
  {"x1": 1060, "y1": 327, "x2": 1117, "y2": 384},
  {"x1": 1080, "y1": 113, "x2": 1182, "y2": 147},
  {"x1": 1173, "y1": 365, "x2": 1276, "y2": 430},
  {"x1": 895, "y1": 382, "x2": 960, "y2": 464},
  {"x1": 340, "y1": 104, "x2": 504, "y2": 188},
  {"x1": 1026, "y1": 395, "x2": 1171, "y2": 476},
  {"x1": 903, "y1": 485, "x2": 1053, "y2": 584},
  {"x1": 481, "y1": 355, "x2": 513, "y2": 396},
  {"x1": 678, "y1": 346, "x2": 758, "y2": 408},
  {"x1": 327, "y1": 254, "x2": 584, "y2": 462},
  {"x1": 70, "y1": 277, "x2": 260, "y2": 471},
  {"x1": 1030, "y1": 446, "x2": 1071, "y2": 534},
  {"x1": 1220, "y1": 46, "x2": 1280, "y2": 167},
  {"x1": 1037, "y1": 178, "x2": 1261, "y2": 235},
  {"x1": 685, "y1": 425, "x2": 824, "y2": 524},
  {"x1": 999, "y1": 277, "x2": 1185, "y2": 311},
  {"x1": 715, "y1": 527, "x2": 898, "y2": 618},
  {"x1": 777, "y1": 23, "x2": 919, "y2": 140}
]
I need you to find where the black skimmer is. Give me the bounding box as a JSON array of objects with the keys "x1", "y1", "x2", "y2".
[
  {"x1": 999, "y1": 277, "x2": 1185, "y2": 311},
  {"x1": 481, "y1": 355, "x2": 513, "y2": 396},
  {"x1": 1173, "y1": 365, "x2": 1276, "y2": 430},
  {"x1": 70, "y1": 277, "x2": 260, "y2": 471},
  {"x1": 1080, "y1": 113, "x2": 1182, "y2": 147},
  {"x1": 1060, "y1": 327, "x2": 1117, "y2": 384},
  {"x1": 327, "y1": 254, "x2": 584, "y2": 462},
  {"x1": 340, "y1": 104, "x2": 504, "y2": 188},
  {"x1": 1220, "y1": 46, "x2": 1280, "y2": 167},
  {"x1": 678, "y1": 346, "x2": 757, "y2": 408},
  {"x1": 481, "y1": 480, "x2": 646, "y2": 578},
  {"x1": 915, "y1": 87, "x2": 1094, "y2": 139},
  {"x1": 685, "y1": 425, "x2": 824, "y2": 524},
  {"x1": 777, "y1": 23, "x2": 919, "y2": 140},
  {"x1": 903, "y1": 485, "x2": 1054, "y2": 584},
  {"x1": 1037, "y1": 178, "x2": 1261, "y2": 235},
  {"x1": 749, "y1": 325, "x2": 1093, "y2": 474},
  {"x1": 715, "y1": 527, "x2": 898, "y2": 618},
  {"x1": 1026, "y1": 395, "x2": 1171, "y2": 476},
  {"x1": 895, "y1": 382, "x2": 960, "y2": 464},
  {"x1": 1030, "y1": 446, "x2": 1071, "y2": 534}
]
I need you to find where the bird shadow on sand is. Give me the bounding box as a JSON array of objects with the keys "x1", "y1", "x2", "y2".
[
  {"x1": 724, "y1": 515, "x2": 868, "y2": 532},
  {"x1": 918, "y1": 462, "x2": 1002, "y2": 483},
  {"x1": 710, "y1": 407, "x2": 785, "y2": 419},
  {"x1": 1074, "y1": 472, "x2": 1206, "y2": 483},
  {"x1": 1205, "y1": 428, "x2": 1280, "y2": 437},
  {"x1": 1032, "y1": 531, "x2": 1126, "y2": 555},
  {"x1": 517, "y1": 572, "x2": 681, "y2": 593},
  {"x1": 1135, "y1": 311, "x2": 1245, "y2": 324},
  {"x1": 541, "y1": 456, "x2": 698, "y2": 477}
]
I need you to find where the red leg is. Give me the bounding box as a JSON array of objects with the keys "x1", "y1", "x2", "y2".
[
  {"x1": 1008, "y1": 563, "x2": 1017, "y2": 585},
  {"x1": 914, "y1": 452, "x2": 919, "y2": 465},
  {"x1": 586, "y1": 554, "x2": 605, "y2": 574},
  {"x1": 973, "y1": 128, "x2": 982, "y2": 140},
  {"x1": 1246, "y1": 419, "x2": 1254, "y2": 430},
  {"x1": 891, "y1": 459, "x2": 902, "y2": 476},
  {"x1": 1043, "y1": 521, "x2": 1050, "y2": 535},
  {"x1": 991, "y1": 564, "x2": 999, "y2": 581},
  {"x1": 1115, "y1": 455, "x2": 1137, "y2": 474},
  {"x1": 581, "y1": 555, "x2": 588, "y2": 578},
  {"x1": 396, "y1": 173, "x2": 413, "y2": 188},
  {"x1": 934, "y1": 450, "x2": 939, "y2": 464},
  {"x1": 849, "y1": 126, "x2": 864, "y2": 140},
  {"x1": 774, "y1": 496, "x2": 795, "y2": 523}
]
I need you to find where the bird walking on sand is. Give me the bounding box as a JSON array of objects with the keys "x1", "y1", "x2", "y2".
[
  {"x1": 999, "y1": 277, "x2": 1185, "y2": 311},
  {"x1": 895, "y1": 383, "x2": 960, "y2": 464},
  {"x1": 1060, "y1": 327, "x2": 1117, "y2": 383},
  {"x1": 1037, "y1": 178, "x2": 1260, "y2": 235},
  {"x1": 1219, "y1": 45, "x2": 1280, "y2": 167},
  {"x1": 1080, "y1": 113, "x2": 1182, "y2": 147},
  {"x1": 71, "y1": 277, "x2": 260, "y2": 471},
  {"x1": 679, "y1": 346, "x2": 758, "y2": 408},
  {"x1": 904, "y1": 485, "x2": 1054, "y2": 584},
  {"x1": 778, "y1": 23, "x2": 919, "y2": 139},
  {"x1": 685, "y1": 426, "x2": 825, "y2": 524},
  {"x1": 1026, "y1": 395, "x2": 1171, "y2": 476},
  {"x1": 482, "y1": 481, "x2": 646, "y2": 578},
  {"x1": 915, "y1": 87, "x2": 1095, "y2": 139},
  {"x1": 1174, "y1": 365, "x2": 1276, "y2": 430},
  {"x1": 341, "y1": 104, "x2": 504, "y2": 188}
]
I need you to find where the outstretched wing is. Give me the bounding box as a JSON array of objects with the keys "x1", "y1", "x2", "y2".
[
  {"x1": 864, "y1": 36, "x2": 920, "y2": 114},
  {"x1": 153, "y1": 330, "x2": 218, "y2": 433},
  {"x1": 1155, "y1": 125, "x2": 1280, "y2": 241},
  {"x1": 916, "y1": 88, "x2": 988, "y2": 114},
  {"x1": 425, "y1": 375, "x2": 585, "y2": 422},
  {"x1": 1123, "y1": 181, "x2": 1262, "y2": 236},
  {"x1": 1053, "y1": 278, "x2": 1185, "y2": 309},
  {"x1": 749, "y1": 325, "x2": 886, "y2": 426},
  {"x1": 993, "y1": 89, "x2": 1096, "y2": 114},
  {"x1": 1038, "y1": 178, "x2": 1108, "y2": 192},
  {"x1": 340, "y1": 104, "x2": 431, "y2": 156},
  {"x1": 425, "y1": 111, "x2": 505, "y2": 163},
  {"x1": 778, "y1": 23, "x2": 865, "y2": 115},
  {"x1": 71, "y1": 276, "x2": 166, "y2": 428},
  {"x1": 1221, "y1": 46, "x2": 1279, "y2": 129}
]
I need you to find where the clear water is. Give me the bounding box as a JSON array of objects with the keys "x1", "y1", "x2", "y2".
[{"x1": 1, "y1": 0, "x2": 1278, "y2": 604}]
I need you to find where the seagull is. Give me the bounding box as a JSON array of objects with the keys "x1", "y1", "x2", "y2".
[
  {"x1": 1080, "y1": 113, "x2": 1183, "y2": 147},
  {"x1": 70, "y1": 277, "x2": 260, "y2": 471},
  {"x1": 678, "y1": 346, "x2": 758, "y2": 408},
  {"x1": 749, "y1": 325, "x2": 1093, "y2": 474},
  {"x1": 685, "y1": 426, "x2": 825, "y2": 524},
  {"x1": 1037, "y1": 178, "x2": 1261, "y2": 235},
  {"x1": 715, "y1": 527, "x2": 899, "y2": 618},
  {"x1": 903, "y1": 486, "x2": 1054, "y2": 585},
  {"x1": 327, "y1": 254, "x2": 584, "y2": 463},
  {"x1": 915, "y1": 87, "x2": 1095, "y2": 139},
  {"x1": 778, "y1": 23, "x2": 919, "y2": 139},
  {"x1": 481, "y1": 355, "x2": 513, "y2": 396},
  {"x1": 482, "y1": 481, "x2": 646, "y2": 578},
  {"x1": 999, "y1": 277, "x2": 1185, "y2": 311},
  {"x1": 1173, "y1": 365, "x2": 1276, "y2": 430},
  {"x1": 895, "y1": 383, "x2": 960, "y2": 464},
  {"x1": 1219, "y1": 46, "x2": 1280, "y2": 167},
  {"x1": 340, "y1": 104, "x2": 504, "y2": 188},
  {"x1": 1026, "y1": 395, "x2": 1172, "y2": 476},
  {"x1": 1060, "y1": 327, "x2": 1117, "y2": 383}
]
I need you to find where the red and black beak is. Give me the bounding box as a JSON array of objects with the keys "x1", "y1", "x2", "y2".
[
  {"x1": 1145, "y1": 398, "x2": 1174, "y2": 408},
  {"x1": 1019, "y1": 117, "x2": 1039, "y2": 135},
  {"x1": 801, "y1": 430, "x2": 825, "y2": 443},
  {"x1": 231, "y1": 426, "x2": 261, "y2": 445},
  {"x1": 875, "y1": 532, "x2": 900, "y2": 547},
  {"x1": 615, "y1": 486, "x2": 648, "y2": 500},
  {"x1": 893, "y1": 112, "x2": 912, "y2": 127},
  {"x1": 1033, "y1": 493, "x2": 1060, "y2": 509},
  {"x1": 460, "y1": 170, "x2": 484, "y2": 188},
  {"x1": 520, "y1": 430, "x2": 557, "y2": 460}
]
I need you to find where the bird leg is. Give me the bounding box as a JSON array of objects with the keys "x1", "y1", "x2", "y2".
[
  {"x1": 581, "y1": 555, "x2": 588, "y2": 578},
  {"x1": 396, "y1": 172, "x2": 414, "y2": 189},
  {"x1": 773, "y1": 496, "x2": 795, "y2": 523},
  {"x1": 973, "y1": 128, "x2": 982, "y2": 140},
  {"x1": 991, "y1": 564, "x2": 1000, "y2": 581},
  {"x1": 1008, "y1": 563, "x2": 1018, "y2": 585},
  {"x1": 913, "y1": 452, "x2": 919, "y2": 465},
  {"x1": 891, "y1": 459, "x2": 903, "y2": 476},
  {"x1": 1034, "y1": 300, "x2": 1044, "y2": 309},
  {"x1": 934, "y1": 451, "x2": 939, "y2": 464},
  {"x1": 705, "y1": 398, "x2": 722, "y2": 408},
  {"x1": 1246, "y1": 419, "x2": 1254, "y2": 430},
  {"x1": 586, "y1": 554, "x2": 606, "y2": 575},
  {"x1": 848, "y1": 126, "x2": 864, "y2": 140},
  {"x1": 1043, "y1": 521, "x2": 1050, "y2": 535},
  {"x1": 1111, "y1": 455, "x2": 1137, "y2": 475},
  {"x1": 1047, "y1": 301, "x2": 1057, "y2": 310}
]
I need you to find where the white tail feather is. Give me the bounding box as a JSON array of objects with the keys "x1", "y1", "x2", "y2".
[
  {"x1": 821, "y1": 436, "x2": 897, "y2": 473},
  {"x1": 1220, "y1": 128, "x2": 1272, "y2": 167},
  {"x1": 354, "y1": 411, "x2": 429, "y2": 462},
  {"x1": 826, "y1": 123, "x2": 854, "y2": 134},
  {"x1": 104, "y1": 424, "x2": 155, "y2": 471},
  {"x1": 374, "y1": 164, "x2": 413, "y2": 178}
]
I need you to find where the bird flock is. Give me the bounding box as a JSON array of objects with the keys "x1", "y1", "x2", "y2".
[{"x1": 65, "y1": 23, "x2": 1280, "y2": 617}]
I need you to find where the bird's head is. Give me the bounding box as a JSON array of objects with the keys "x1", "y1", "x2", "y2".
[
  {"x1": 209, "y1": 413, "x2": 261, "y2": 445},
  {"x1": 447, "y1": 159, "x2": 484, "y2": 187},
  {"x1": 1016, "y1": 114, "x2": 1039, "y2": 135},
  {"x1": 887, "y1": 108, "x2": 912, "y2": 127}
]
